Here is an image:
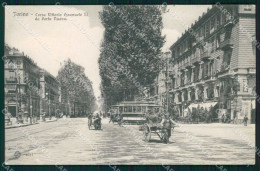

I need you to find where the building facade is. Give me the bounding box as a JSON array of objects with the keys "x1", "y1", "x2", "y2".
[
  {"x1": 168, "y1": 5, "x2": 255, "y2": 123},
  {"x1": 148, "y1": 52, "x2": 174, "y2": 110},
  {"x1": 4, "y1": 45, "x2": 62, "y2": 121},
  {"x1": 39, "y1": 69, "x2": 61, "y2": 118}
]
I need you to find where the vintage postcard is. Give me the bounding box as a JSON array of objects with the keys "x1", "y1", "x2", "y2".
[{"x1": 4, "y1": 4, "x2": 256, "y2": 166}]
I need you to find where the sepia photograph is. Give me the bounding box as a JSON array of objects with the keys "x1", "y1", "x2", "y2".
[{"x1": 3, "y1": 3, "x2": 256, "y2": 166}]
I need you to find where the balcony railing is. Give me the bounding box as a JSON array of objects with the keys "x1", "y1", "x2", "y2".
[
  {"x1": 201, "y1": 50, "x2": 211, "y2": 60},
  {"x1": 221, "y1": 64, "x2": 230, "y2": 72},
  {"x1": 224, "y1": 20, "x2": 234, "y2": 28},
  {"x1": 219, "y1": 38, "x2": 233, "y2": 50},
  {"x1": 191, "y1": 56, "x2": 200, "y2": 64}
]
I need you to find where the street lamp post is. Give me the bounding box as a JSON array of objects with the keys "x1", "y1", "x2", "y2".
[
  {"x1": 46, "y1": 89, "x2": 51, "y2": 120},
  {"x1": 29, "y1": 90, "x2": 35, "y2": 124}
]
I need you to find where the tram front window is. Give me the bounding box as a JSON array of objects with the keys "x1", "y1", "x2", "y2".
[
  {"x1": 128, "y1": 106, "x2": 133, "y2": 112},
  {"x1": 142, "y1": 107, "x2": 146, "y2": 113},
  {"x1": 119, "y1": 107, "x2": 123, "y2": 113},
  {"x1": 133, "y1": 106, "x2": 136, "y2": 113}
]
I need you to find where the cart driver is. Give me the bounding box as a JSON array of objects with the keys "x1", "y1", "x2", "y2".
[
  {"x1": 145, "y1": 108, "x2": 161, "y2": 125},
  {"x1": 160, "y1": 111, "x2": 177, "y2": 137},
  {"x1": 93, "y1": 112, "x2": 101, "y2": 124}
]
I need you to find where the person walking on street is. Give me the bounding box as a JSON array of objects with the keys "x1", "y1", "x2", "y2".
[{"x1": 243, "y1": 115, "x2": 248, "y2": 126}]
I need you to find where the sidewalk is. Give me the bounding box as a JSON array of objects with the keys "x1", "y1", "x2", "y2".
[{"x1": 5, "y1": 117, "x2": 59, "y2": 129}]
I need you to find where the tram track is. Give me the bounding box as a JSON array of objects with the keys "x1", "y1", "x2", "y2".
[{"x1": 5, "y1": 121, "x2": 70, "y2": 142}]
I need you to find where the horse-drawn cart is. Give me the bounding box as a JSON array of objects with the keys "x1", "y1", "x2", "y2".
[{"x1": 143, "y1": 123, "x2": 172, "y2": 143}]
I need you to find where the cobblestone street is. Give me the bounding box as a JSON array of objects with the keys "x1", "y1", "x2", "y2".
[{"x1": 5, "y1": 118, "x2": 255, "y2": 165}]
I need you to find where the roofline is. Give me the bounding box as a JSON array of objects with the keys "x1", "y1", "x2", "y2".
[{"x1": 169, "y1": 5, "x2": 221, "y2": 51}]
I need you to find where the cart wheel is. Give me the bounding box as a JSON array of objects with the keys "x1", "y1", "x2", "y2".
[{"x1": 143, "y1": 124, "x2": 151, "y2": 142}]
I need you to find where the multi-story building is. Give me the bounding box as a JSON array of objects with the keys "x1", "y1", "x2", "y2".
[
  {"x1": 39, "y1": 69, "x2": 61, "y2": 118},
  {"x1": 148, "y1": 52, "x2": 173, "y2": 108},
  {"x1": 4, "y1": 45, "x2": 62, "y2": 121},
  {"x1": 4, "y1": 45, "x2": 41, "y2": 120},
  {"x1": 169, "y1": 5, "x2": 256, "y2": 123}
]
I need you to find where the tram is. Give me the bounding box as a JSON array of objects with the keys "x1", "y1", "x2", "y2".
[{"x1": 111, "y1": 101, "x2": 162, "y2": 125}]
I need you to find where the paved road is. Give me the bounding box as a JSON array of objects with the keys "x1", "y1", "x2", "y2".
[{"x1": 5, "y1": 118, "x2": 255, "y2": 165}]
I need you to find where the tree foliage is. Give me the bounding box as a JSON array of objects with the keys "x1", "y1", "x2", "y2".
[
  {"x1": 99, "y1": 5, "x2": 165, "y2": 110},
  {"x1": 56, "y1": 59, "x2": 97, "y2": 113}
]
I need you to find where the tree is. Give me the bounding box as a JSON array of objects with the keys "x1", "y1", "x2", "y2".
[
  {"x1": 56, "y1": 59, "x2": 97, "y2": 115},
  {"x1": 99, "y1": 5, "x2": 165, "y2": 109}
]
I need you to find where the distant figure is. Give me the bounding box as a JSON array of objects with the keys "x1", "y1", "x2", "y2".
[
  {"x1": 88, "y1": 113, "x2": 93, "y2": 126},
  {"x1": 109, "y1": 114, "x2": 114, "y2": 123},
  {"x1": 117, "y1": 113, "x2": 123, "y2": 126},
  {"x1": 243, "y1": 115, "x2": 248, "y2": 126},
  {"x1": 221, "y1": 114, "x2": 225, "y2": 123}
]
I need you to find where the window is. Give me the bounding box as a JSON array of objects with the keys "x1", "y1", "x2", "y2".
[
  {"x1": 205, "y1": 21, "x2": 210, "y2": 37},
  {"x1": 200, "y1": 27, "x2": 204, "y2": 38},
  {"x1": 177, "y1": 47, "x2": 180, "y2": 56},
  {"x1": 142, "y1": 106, "x2": 146, "y2": 113},
  {"x1": 119, "y1": 107, "x2": 123, "y2": 113},
  {"x1": 124, "y1": 107, "x2": 127, "y2": 112},
  {"x1": 205, "y1": 62, "x2": 208, "y2": 77},
  {"x1": 211, "y1": 37, "x2": 215, "y2": 52},
  {"x1": 137, "y1": 106, "x2": 141, "y2": 112},
  {"x1": 128, "y1": 106, "x2": 132, "y2": 112},
  {"x1": 178, "y1": 93, "x2": 182, "y2": 102},
  {"x1": 223, "y1": 51, "x2": 231, "y2": 68},
  {"x1": 185, "y1": 40, "x2": 188, "y2": 51},
  {"x1": 222, "y1": 13, "x2": 226, "y2": 24},
  {"x1": 216, "y1": 14, "x2": 221, "y2": 28},
  {"x1": 209, "y1": 61, "x2": 213, "y2": 76},
  {"x1": 210, "y1": 17, "x2": 215, "y2": 32},
  {"x1": 133, "y1": 106, "x2": 136, "y2": 112},
  {"x1": 9, "y1": 70, "x2": 15, "y2": 79},
  {"x1": 243, "y1": 79, "x2": 248, "y2": 92},
  {"x1": 216, "y1": 34, "x2": 220, "y2": 48},
  {"x1": 154, "y1": 108, "x2": 159, "y2": 113},
  {"x1": 172, "y1": 50, "x2": 175, "y2": 59}
]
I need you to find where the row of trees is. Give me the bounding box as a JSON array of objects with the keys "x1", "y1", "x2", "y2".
[
  {"x1": 56, "y1": 59, "x2": 97, "y2": 114},
  {"x1": 99, "y1": 5, "x2": 165, "y2": 111}
]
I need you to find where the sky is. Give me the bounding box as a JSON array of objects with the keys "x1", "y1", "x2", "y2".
[{"x1": 5, "y1": 5, "x2": 211, "y2": 99}]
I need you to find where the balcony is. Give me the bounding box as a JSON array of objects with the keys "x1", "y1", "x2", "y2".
[
  {"x1": 6, "y1": 78, "x2": 17, "y2": 83},
  {"x1": 179, "y1": 65, "x2": 186, "y2": 71},
  {"x1": 204, "y1": 75, "x2": 217, "y2": 82},
  {"x1": 6, "y1": 89, "x2": 17, "y2": 96},
  {"x1": 201, "y1": 50, "x2": 211, "y2": 60},
  {"x1": 193, "y1": 78, "x2": 200, "y2": 83},
  {"x1": 219, "y1": 38, "x2": 233, "y2": 50},
  {"x1": 183, "y1": 62, "x2": 188, "y2": 68},
  {"x1": 224, "y1": 20, "x2": 234, "y2": 28},
  {"x1": 196, "y1": 79, "x2": 205, "y2": 85},
  {"x1": 191, "y1": 57, "x2": 200, "y2": 64}
]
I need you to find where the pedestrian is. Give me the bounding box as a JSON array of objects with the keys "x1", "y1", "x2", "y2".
[
  {"x1": 243, "y1": 115, "x2": 248, "y2": 126},
  {"x1": 221, "y1": 114, "x2": 225, "y2": 123}
]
